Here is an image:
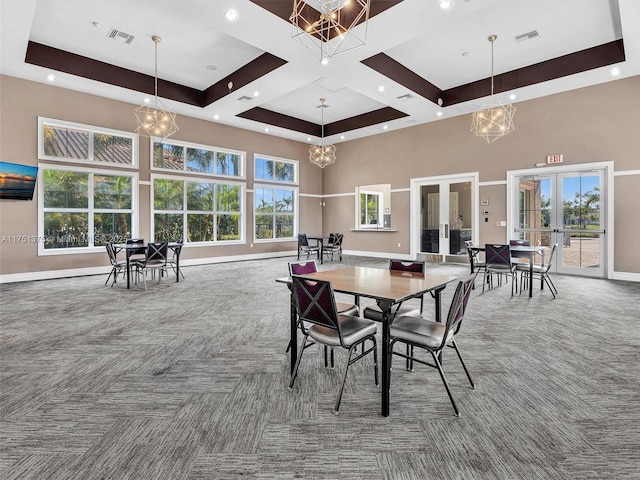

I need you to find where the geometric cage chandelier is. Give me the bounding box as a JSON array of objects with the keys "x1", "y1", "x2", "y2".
[
  {"x1": 309, "y1": 98, "x2": 337, "y2": 168},
  {"x1": 134, "y1": 35, "x2": 179, "y2": 142},
  {"x1": 290, "y1": 0, "x2": 371, "y2": 62},
  {"x1": 471, "y1": 34, "x2": 516, "y2": 143}
]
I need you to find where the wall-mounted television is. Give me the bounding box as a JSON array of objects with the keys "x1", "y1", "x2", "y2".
[{"x1": 0, "y1": 161, "x2": 39, "y2": 201}]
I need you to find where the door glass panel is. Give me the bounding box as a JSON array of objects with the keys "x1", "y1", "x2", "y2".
[
  {"x1": 517, "y1": 176, "x2": 551, "y2": 247},
  {"x1": 420, "y1": 185, "x2": 440, "y2": 253},
  {"x1": 561, "y1": 175, "x2": 601, "y2": 269},
  {"x1": 449, "y1": 181, "x2": 471, "y2": 254}
]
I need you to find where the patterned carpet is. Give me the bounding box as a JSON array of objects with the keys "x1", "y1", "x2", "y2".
[{"x1": 1, "y1": 256, "x2": 639, "y2": 479}]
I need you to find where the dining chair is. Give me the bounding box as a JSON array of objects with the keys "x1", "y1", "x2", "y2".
[
  {"x1": 135, "y1": 242, "x2": 171, "y2": 290},
  {"x1": 465, "y1": 240, "x2": 486, "y2": 289},
  {"x1": 297, "y1": 233, "x2": 320, "y2": 261},
  {"x1": 104, "y1": 242, "x2": 126, "y2": 287},
  {"x1": 167, "y1": 239, "x2": 184, "y2": 280},
  {"x1": 126, "y1": 238, "x2": 146, "y2": 261},
  {"x1": 289, "y1": 275, "x2": 378, "y2": 414},
  {"x1": 389, "y1": 274, "x2": 476, "y2": 416},
  {"x1": 286, "y1": 260, "x2": 360, "y2": 366},
  {"x1": 363, "y1": 259, "x2": 426, "y2": 322},
  {"x1": 483, "y1": 244, "x2": 517, "y2": 295},
  {"x1": 516, "y1": 243, "x2": 558, "y2": 298},
  {"x1": 323, "y1": 233, "x2": 343, "y2": 262}
]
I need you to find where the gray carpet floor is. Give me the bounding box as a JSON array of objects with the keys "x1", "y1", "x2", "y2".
[{"x1": 1, "y1": 256, "x2": 639, "y2": 479}]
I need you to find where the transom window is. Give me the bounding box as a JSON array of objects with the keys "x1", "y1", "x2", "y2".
[
  {"x1": 38, "y1": 165, "x2": 137, "y2": 255},
  {"x1": 152, "y1": 175, "x2": 244, "y2": 243},
  {"x1": 254, "y1": 154, "x2": 297, "y2": 183},
  {"x1": 38, "y1": 117, "x2": 136, "y2": 167},
  {"x1": 152, "y1": 139, "x2": 244, "y2": 178}
]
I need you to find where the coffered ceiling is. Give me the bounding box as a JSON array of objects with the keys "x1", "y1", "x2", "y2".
[{"x1": 1, "y1": 0, "x2": 639, "y2": 144}]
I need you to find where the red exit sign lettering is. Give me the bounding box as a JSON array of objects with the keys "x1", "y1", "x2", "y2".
[{"x1": 547, "y1": 154, "x2": 564, "y2": 164}]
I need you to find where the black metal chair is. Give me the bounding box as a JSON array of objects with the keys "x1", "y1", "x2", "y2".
[
  {"x1": 363, "y1": 259, "x2": 426, "y2": 322},
  {"x1": 465, "y1": 240, "x2": 486, "y2": 289},
  {"x1": 297, "y1": 233, "x2": 320, "y2": 261},
  {"x1": 389, "y1": 274, "x2": 476, "y2": 416},
  {"x1": 517, "y1": 243, "x2": 558, "y2": 298},
  {"x1": 135, "y1": 242, "x2": 171, "y2": 290},
  {"x1": 323, "y1": 233, "x2": 343, "y2": 262},
  {"x1": 167, "y1": 239, "x2": 184, "y2": 280},
  {"x1": 289, "y1": 275, "x2": 378, "y2": 414},
  {"x1": 104, "y1": 242, "x2": 126, "y2": 287},
  {"x1": 285, "y1": 260, "x2": 360, "y2": 365},
  {"x1": 483, "y1": 244, "x2": 517, "y2": 295}
]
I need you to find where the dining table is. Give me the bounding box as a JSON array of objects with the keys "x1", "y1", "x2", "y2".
[
  {"x1": 277, "y1": 265, "x2": 456, "y2": 417},
  {"x1": 113, "y1": 242, "x2": 182, "y2": 289},
  {"x1": 469, "y1": 244, "x2": 546, "y2": 297}
]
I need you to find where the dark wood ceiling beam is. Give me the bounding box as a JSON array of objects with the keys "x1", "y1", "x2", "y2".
[
  {"x1": 237, "y1": 107, "x2": 321, "y2": 136},
  {"x1": 25, "y1": 41, "x2": 204, "y2": 106},
  {"x1": 443, "y1": 39, "x2": 625, "y2": 106},
  {"x1": 324, "y1": 106, "x2": 407, "y2": 136}
]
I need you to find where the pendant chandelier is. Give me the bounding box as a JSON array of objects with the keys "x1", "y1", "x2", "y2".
[
  {"x1": 134, "y1": 35, "x2": 179, "y2": 141},
  {"x1": 309, "y1": 98, "x2": 336, "y2": 168},
  {"x1": 471, "y1": 35, "x2": 515, "y2": 143},
  {"x1": 290, "y1": 0, "x2": 371, "y2": 62}
]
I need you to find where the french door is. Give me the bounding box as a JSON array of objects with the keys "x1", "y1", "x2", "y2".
[
  {"x1": 511, "y1": 165, "x2": 608, "y2": 277},
  {"x1": 411, "y1": 173, "x2": 478, "y2": 259}
]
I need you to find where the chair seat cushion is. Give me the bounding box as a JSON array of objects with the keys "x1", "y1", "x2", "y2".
[
  {"x1": 309, "y1": 315, "x2": 376, "y2": 347},
  {"x1": 363, "y1": 304, "x2": 420, "y2": 322},
  {"x1": 516, "y1": 263, "x2": 547, "y2": 274},
  {"x1": 390, "y1": 315, "x2": 453, "y2": 349},
  {"x1": 336, "y1": 302, "x2": 359, "y2": 316}
]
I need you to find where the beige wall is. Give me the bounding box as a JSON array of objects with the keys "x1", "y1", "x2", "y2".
[{"x1": 1, "y1": 74, "x2": 639, "y2": 278}]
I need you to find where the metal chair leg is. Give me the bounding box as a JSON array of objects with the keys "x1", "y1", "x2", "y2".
[
  {"x1": 334, "y1": 345, "x2": 355, "y2": 415},
  {"x1": 451, "y1": 338, "x2": 475, "y2": 389},
  {"x1": 288, "y1": 333, "x2": 309, "y2": 389},
  {"x1": 431, "y1": 351, "x2": 460, "y2": 417}
]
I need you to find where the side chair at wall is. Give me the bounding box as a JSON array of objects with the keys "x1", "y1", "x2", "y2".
[
  {"x1": 483, "y1": 244, "x2": 517, "y2": 296},
  {"x1": 104, "y1": 241, "x2": 126, "y2": 287},
  {"x1": 297, "y1": 233, "x2": 320, "y2": 261},
  {"x1": 517, "y1": 243, "x2": 558, "y2": 298},
  {"x1": 323, "y1": 233, "x2": 344, "y2": 262},
  {"x1": 289, "y1": 275, "x2": 378, "y2": 414},
  {"x1": 135, "y1": 242, "x2": 171, "y2": 290},
  {"x1": 389, "y1": 274, "x2": 476, "y2": 416}
]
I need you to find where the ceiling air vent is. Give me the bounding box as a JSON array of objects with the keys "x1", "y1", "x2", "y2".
[
  {"x1": 237, "y1": 95, "x2": 253, "y2": 102},
  {"x1": 515, "y1": 30, "x2": 540, "y2": 44},
  {"x1": 396, "y1": 93, "x2": 415, "y2": 102},
  {"x1": 107, "y1": 28, "x2": 135, "y2": 44}
]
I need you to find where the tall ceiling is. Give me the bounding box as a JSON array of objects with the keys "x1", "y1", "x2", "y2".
[{"x1": 2, "y1": 0, "x2": 639, "y2": 144}]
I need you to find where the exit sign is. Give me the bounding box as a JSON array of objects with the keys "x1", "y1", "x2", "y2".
[{"x1": 547, "y1": 154, "x2": 564, "y2": 164}]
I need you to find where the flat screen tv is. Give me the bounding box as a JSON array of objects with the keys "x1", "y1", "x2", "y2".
[{"x1": 0, "y1": 161, "x2": 38, "y2": 201}]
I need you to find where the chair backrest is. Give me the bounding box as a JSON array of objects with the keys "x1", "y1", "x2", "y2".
[
  {"x1": 105, "y1": 242, "x2": 118, "y2": 266},
  {"x1": 171, "y1": 239, "x2": 183, "y2": 259},
  {"x1": 389, "y1": 259, "x2": 425, "y2": 273},
  {"x1": 327, "y1": 233, "x2": 337, "y2": 245},
  {"x1": 291, "y1": 276, "x2": 343, "y2": 344},
  {"x1": 288, "y1": 260, "x2": 318, "y2": 276},
  {"x1": 446, "y1": 274, "x2": 475, "y2": 338},
  {"x1": 297, "y1": 233, "x2": 309, "y2": 248},
  {"x1": 126, "y1": 238, "x2": 146, "y2": 256},
  {"x1": 509, "y1": 239, "x2": 530, "y2": 247},
  {"x1": 485, "y1": 244, "x2": 512, "y2": 268},
  {"x1": 332, "y1": 233, "x2": 343, "y2": 247},
  {"x1": 464, "y1": 240, "x2": 474, "y2": 247},
  {"x1": 146, "y1": 242, "x2": 168, "y2": 263},
  {"x1": 542, "y1": 243, "x2": 558, "y2": 272}
]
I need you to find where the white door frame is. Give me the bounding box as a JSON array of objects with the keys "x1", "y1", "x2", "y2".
[
  {"x1": 506, "y1": 161, "x2": 614, "y2": 279},
  {"x1": 410, "y1": 172, "x2": 479, "y2": 259}
]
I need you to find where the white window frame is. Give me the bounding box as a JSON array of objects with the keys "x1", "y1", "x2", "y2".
[
  {"x1": 150, "y1": 173, "x2": 245, "y2": 245},
  {"x1": 150, "y1": 138, "x2": 246, "y2": 180},
  {"x1": 359, "y1": 190, "x2": 384, "y2": 229},
  {"x1": 37, "y1": 163, "x2": 139, "y2": 256},
  {"x1": 253, "y1": 183, "x2": 299, "y2": 243},
  {"x1": 38, "y1": 117, "x2": 138, "y2": 169},
  {"x1": 253, "y1": 153, "x2": 299, "y2": 184}
]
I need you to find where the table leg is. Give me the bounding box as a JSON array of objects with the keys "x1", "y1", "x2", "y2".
[
  {"x1": 126, "y1": 252, "x2": 131, "y2": 289},
  {"x1": 378, "y1": 299, "x2": 393, "y2": 417},
  {"x1": 432, "y1": 286, "x2": 446, "y2": 363},
  {"x1": 528, "y1": 252, "x2": 534, "y2": 297},
  {"x1": 175, "y1": 250, "x2": 180, "y2": 283},
  {"x1": 289, "y1": 285, "x2": 298, "y2": 375},
  {"x1": 319, "y1": 239, "x2": 324, "y2": 264}
]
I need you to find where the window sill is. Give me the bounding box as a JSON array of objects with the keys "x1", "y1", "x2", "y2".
[{"x1": 350, "y1": 228, "x2": 397, "y2": 232}]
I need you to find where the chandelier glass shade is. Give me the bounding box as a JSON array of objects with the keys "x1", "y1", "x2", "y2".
[
  {"x1": 134, "y1": 35, "x2": 178, "y2": 141},
  {"x1": 309, "y1": 98, "x2": 336, "y2": 168},
  {"x1": 471, "y1": 35, "x2": 515, "y2": 143},
  {"x1": 290, "y1": 0, "x2": 371, "y2": 61}
]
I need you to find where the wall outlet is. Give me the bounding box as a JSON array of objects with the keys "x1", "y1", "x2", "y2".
[
  {"x1": 250, "y1": 243, "x2": 253, "y2": 248},
  {"x1": 397, "y1": 242, "x2": 401, "y2": 248}
]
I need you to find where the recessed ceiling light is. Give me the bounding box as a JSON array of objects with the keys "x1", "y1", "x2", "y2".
[
  {"x1": 436, "y1": 111, "x2": 443, "y2": 117},
  {"x1": 307, "y1": 137, "x2": 312, "y2": 142},
  {"x1": 320, "y1": 58, "x2": 329, "y2": 66},
  {"x1": 509, "y1": 93, "x2": 517, "y2": 100},
  {"x1": 46, "y1": 74, "x2": 56, "y2": 82},
  {"x1": 253, "y1": 90, "x2": 260, "y2": 97},
  {"x1": 439, "y1": 0, "x2": 454, "y2": 10},
  {"x1": 143, "y1": 97, "x2": 151, "y2": 104},
  {"x1": 382, "y1": 125, "x2": 388, "y2": 130},
  {"x1": 340, "y1": 135, "x2": 345, "y2": 140},
  {"x1": 378, "y1": 85, "x2": 385, "y2": 92},
  {"x1": 225, "y1": 10, "x2": 238, "y2": 21},
  {"x1": 264, "y1": 127, "x2": 269, "y2": 132},
  {"x1": 213, "y1": 114, "x2": 220, "y2": 120},
  {"x1": 611, "y1": 67, "x2": 621, "y2": 76}
]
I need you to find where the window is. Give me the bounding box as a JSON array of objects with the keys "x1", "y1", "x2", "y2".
[
  {"x1": 253, "y1": 154, "x2": 298, "y2": 242},
  {"x1": 254, "y1": 155, "x2": 297, "y2": 183},
  {"x1": 152, "y1": 175, "x2": 243, "y2": 243},
  {"x1": 39, "y1": 165, "x2": 137, "y2": 254},
  {"x1": 360, "y1": 191, "x2": 383, "y2": 228},
  {"x1": 38, "y1": 117, "x2": 137, "y2": 167},
  {"x1": 152, "y1": 139, "x2": 244, "y2": 178}
]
